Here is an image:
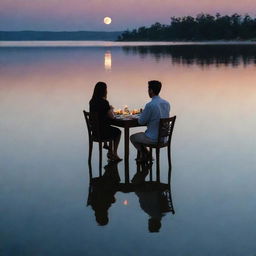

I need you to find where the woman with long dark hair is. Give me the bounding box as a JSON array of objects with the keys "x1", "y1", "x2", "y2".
[{"x1": 89, "y1": 82, "x2": 122, "y2": 161}]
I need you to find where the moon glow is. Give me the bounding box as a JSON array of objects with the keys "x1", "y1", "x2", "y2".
[{"x1": 104, "y1": 17, "x2": 112, "y2": 25}]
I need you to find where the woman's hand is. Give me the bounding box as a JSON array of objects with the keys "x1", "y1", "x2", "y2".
[{"x1": 108, "y1": 106, "x2": 115, "y2": 119}]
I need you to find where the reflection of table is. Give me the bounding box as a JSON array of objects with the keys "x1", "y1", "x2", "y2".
[{"x1": 110, "y1": 117, "x2": 144, "y2": 183}]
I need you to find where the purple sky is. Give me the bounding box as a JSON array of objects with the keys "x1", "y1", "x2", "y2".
[{"x1": 1, "y1": 0, "x2": 256, "y2": 31}]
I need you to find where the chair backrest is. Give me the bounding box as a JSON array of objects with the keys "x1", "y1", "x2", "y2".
[
  {"x1": 83, "y1": 110, "x2": 92, "y2": 140},
  {"x1": 83, "y1": 110, "x2": 101, "y2": 141},
  {"x1": 157, "y1": 116, "x2": 176, "y2": 145}
]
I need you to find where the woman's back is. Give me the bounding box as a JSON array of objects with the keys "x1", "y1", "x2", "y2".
[{"x1": 89, "y1": 97, "x2": 111, "y2": 129}]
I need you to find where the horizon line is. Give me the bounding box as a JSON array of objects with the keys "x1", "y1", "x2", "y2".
[{"x1": 0, "y1": 30, "x2": 124, "y2": 33}]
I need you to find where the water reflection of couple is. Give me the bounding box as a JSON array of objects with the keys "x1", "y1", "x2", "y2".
[
  {"x1": 135, "y1": 184, "x2": 172, "y2": 232},
  {"x1": 87, "y1": 162, "x2": 173, "y2": 232},
  {"x1": 89, "y1": 80, "x2": 170, "y2": 163},
  {"x1": 87, "y1": 162, "x2": 120, "y2": 226}
]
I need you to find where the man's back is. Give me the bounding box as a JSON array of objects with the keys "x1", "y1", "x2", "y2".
[{"x1": 138, "y1": 96, "x2": 170, "y2": 142}]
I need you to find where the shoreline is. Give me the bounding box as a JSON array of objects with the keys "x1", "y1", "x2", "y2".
[{"x1": 1, "y1": 40, "x2": 256, "y2": 48}]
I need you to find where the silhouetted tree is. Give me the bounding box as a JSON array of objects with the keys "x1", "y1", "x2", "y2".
[{"x1": 118, "y1": 13, "x2": 256, "y2": 41}]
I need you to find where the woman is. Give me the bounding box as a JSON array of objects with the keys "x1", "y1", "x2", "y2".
[{"x1": 89, "y1": 82, "x2": 122, "y2": 161}]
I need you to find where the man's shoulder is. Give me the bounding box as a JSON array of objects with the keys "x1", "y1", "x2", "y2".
[
  {"x1": 145, "y1": 101, "x2": 153, "y2": 108},
  {"x1": 145, "y1": 97, "x2": 170, "y2": 108},
  {"x1": 154, "y1": 96, "x2": 170, "y2": 106},
  {"x1": 159, "y1": 96, "x2": 169, "y2": 103},
  {"x1": 160, "y1": 97, "x2": 170, "y2": 107}
]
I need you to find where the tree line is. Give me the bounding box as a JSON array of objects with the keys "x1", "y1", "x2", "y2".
[
  {"x1": 118, "y1": 13, "x2": 256, "y2": 41},
  {"x1": 122, "y1": 44, "x2": 256, "y2": 67}
]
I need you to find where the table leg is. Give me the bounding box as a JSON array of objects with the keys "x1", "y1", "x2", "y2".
[{"x1": 124, "y1": 126, "x2": 130, "y2": 183}]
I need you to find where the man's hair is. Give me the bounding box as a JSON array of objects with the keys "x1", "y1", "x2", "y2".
[
  {"x1": 148, "y1": 218, "x2": 161, "y2": 233},
  {"x1": 148, "y1": 80, "x2": 162, "y2": 95}
]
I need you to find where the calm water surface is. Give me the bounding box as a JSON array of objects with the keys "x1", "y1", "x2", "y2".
[{"x1": 1, "y1": 42, "x2": 256, "y2": 256}]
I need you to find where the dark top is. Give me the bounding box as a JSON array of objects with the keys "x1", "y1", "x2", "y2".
[{"x1": 89, "y1": 97, "x2": 111, "y2": 134}]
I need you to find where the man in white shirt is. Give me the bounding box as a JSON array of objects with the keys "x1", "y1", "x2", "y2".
[{"x1": 130, "y1": 80, "x2": 170, "y2": 160}]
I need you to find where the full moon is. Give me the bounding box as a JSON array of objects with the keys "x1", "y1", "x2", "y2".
[{"x1": 104, "y1": 17, "x2": 112, "y2": 25}]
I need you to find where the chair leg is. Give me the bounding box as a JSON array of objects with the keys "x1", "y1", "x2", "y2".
[
  {"x1": 168, "y1": 184, "x2": 175, "y2": 215},
  {"x1": 88, "y1": 162, "x2": 93, "y2": 181},
  {"x1": 88, "y1": 141, "x2": 93, "y2": 165},
  {"x1": 149, "y1": 148, "x2": 153, "y2": 181},
  {"x1": 99, "y1": 142, "x2": 102, "y2": 176},
  {"x1": 168, "y1": 167, "x2": 175, "y2": 214},
  {"x1": 136, "y1": 150, "x2": 141, "y2": 173},
  {"x1": 167, "y1": 145, "x2": 172, "y2": 171},
  {"x1": 156, "y1": 148, "x2": 160, "y2": 182},
  {"x1": 167, "y1": 146, "x2": 174, "y2": 214}
]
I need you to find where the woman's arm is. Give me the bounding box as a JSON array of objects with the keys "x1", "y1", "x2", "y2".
[{"x1": 107, "y1": 105, "x2": 115, "y2": 119}]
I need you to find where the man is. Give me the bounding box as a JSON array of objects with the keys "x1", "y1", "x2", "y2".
[{"x1": 130, "y1": 80, "x2": 170, "y2": 160}]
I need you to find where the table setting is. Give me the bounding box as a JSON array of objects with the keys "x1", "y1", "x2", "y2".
[{"x1": 114, "y1": 105, "x2": 142, "y2": 120}]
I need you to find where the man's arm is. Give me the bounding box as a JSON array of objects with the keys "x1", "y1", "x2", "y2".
[{"x1": 138, "y1": 103, "x2": 151, "y2": 125}]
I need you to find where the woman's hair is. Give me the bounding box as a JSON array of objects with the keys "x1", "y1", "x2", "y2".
[{"x1": 91, "y1": 82, "x2": 107, "y2": 100}]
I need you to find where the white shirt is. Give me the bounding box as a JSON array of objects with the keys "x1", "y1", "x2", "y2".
[{"x1": 138, "y1": 95, "x2": 170, "y2": 142}]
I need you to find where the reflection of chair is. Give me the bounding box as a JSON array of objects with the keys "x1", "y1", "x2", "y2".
[
  {"x1": 131, "y1": 161, "x2": 175, "y2": 215},
  {"x1": 87, "y1": 162, "x2": 120, "y2": 226},
  {"x1": 83, "y1": 110, "x2": 113, "y2": 174},
  {"x1": 118, "y1": 179, "x2": 175, "y2": 216},
  {"x1": 142, "y1": 116, "x2": 176, "y2": 181}
]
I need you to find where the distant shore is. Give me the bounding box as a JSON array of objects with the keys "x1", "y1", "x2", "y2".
[
  {"x1": 1, "y1": 40, "x2": 256, "y2": 49},
  {"x1": 0, "y1": 31, "x2": 123, "y2": 41},
  {"x1": 1, "y1": 40, "x2": 255, "y2": 42},
  {"x1": 118, "y1": 14, "x2": 256, "y2": 42},
  {"x1": 1, "y1": 30, "x2": 256, "y2": 43}
]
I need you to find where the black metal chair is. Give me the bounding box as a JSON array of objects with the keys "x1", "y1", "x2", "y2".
[
  {"x1": 83, "y1": 110, "x2": 113, "y2": 175},
  {"x1": 141, "y1": 116, "x2": 176, "y2": 182}
]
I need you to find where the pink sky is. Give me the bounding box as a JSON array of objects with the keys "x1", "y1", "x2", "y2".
[{"x1": 1, "y1": 0, "x2": 256, "y2": 31}]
